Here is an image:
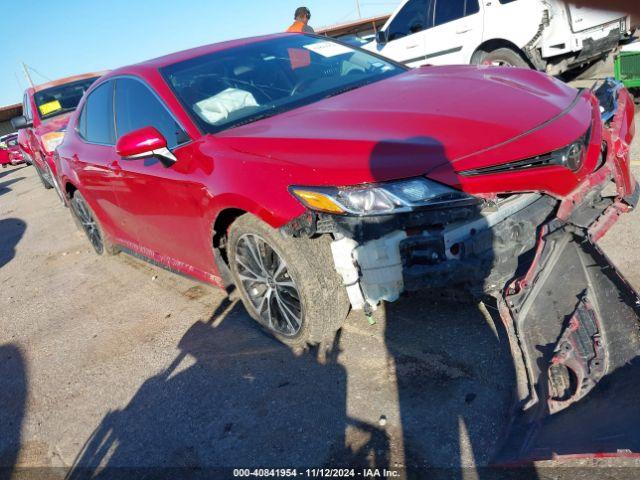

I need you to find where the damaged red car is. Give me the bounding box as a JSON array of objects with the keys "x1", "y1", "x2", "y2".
[
  {"x1": 0, "y1": 134, "x2": 24, "y2": 168},
  {"x1": 55, "y1": 34, "x2": 640, "y2": 461},
  {"x1": 11, "y1": 72, "x2": 102, "y2": 191}
]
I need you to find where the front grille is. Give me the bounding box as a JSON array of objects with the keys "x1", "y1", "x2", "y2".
[{"x1": 618, "y1": 53, "x2": 640, "y2": 80}]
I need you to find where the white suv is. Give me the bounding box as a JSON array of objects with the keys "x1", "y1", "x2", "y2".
[{"x1": 365, "y1": 0, "x2": 630, "y2": 75}]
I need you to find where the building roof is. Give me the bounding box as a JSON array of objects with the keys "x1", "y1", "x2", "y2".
[
  {"x1": 317, "y1": 14, "x2": 390, "y2": 38},
  {"x1": 0, "y1": 103, "x2": 22, "y2": 123}
]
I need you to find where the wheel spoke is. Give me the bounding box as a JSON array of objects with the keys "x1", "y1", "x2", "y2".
[
  {"x1": 274, "y1": 292, "x2": 300, "y2": 334},
  {"x1": 236, "y1": 256, "x2": 266, "y2": 283},
  {"x1": 275, "y1": 280, "x2": 297, "y2": 290},
  {"x1": 235, "y1": 233, "x2": 303, "y2": 338},
  {"x1": 244, "y1": 236, "x2": 268, "y2": 276}
]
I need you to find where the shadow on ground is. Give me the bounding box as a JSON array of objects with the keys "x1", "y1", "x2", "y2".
[
  {"x1": 62, "y1": 291, "x2": 533, "y2": 479},
  {"x1": 0, "y1": 218, "x2": 27, "y2": 269},
  {"x1": 0, "y1": 344, "x2": 27, "y2": 480}
]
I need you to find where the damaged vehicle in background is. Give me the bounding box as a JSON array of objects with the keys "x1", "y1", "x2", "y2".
[
  {"x1": 0, "y1": 133, "x2": 25, "y2": 168},
  {"x1": 11, "y1": 72, "x2": 103, "y2": 192},
  {"x1": 365, "y1": 0, "x2": 632, "y2": 75},
  {"x1": 54, "y1": 33, "x2": 640, "y2": 462}
]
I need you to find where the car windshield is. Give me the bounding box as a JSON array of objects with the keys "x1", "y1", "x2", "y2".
[
  {"x1": 34, "y1": 77, "x2": 99, "y2": 120},
  {"x1": 161, "y1": 35, "x2": 405, "y2": 133}
]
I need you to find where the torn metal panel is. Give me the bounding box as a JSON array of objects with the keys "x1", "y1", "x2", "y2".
[{"x1": 496, "y1": 230, "x2": 640, "y2": 462}]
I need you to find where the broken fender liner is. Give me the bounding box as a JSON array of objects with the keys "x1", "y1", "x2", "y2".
[{"x1": 495, "y1": 225, "x2": 640, "y2": 463}]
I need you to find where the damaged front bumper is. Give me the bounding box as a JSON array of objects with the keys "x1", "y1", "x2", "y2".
[
  {"x1": 284, "y1": 80, "x2": 640, "y2": 461},
  {"x1": 290, "y1": 82, "x2": 638, "y2": 318}
]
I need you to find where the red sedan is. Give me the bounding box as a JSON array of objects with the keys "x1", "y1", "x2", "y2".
[
  {"x1": 54, "y1": 34, "x2": 636, "y2": 350},
  {"x1": 11, "y1": 73, "x2": 103, "y2": 191}
]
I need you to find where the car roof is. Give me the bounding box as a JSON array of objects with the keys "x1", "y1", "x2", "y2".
[
  {"x1": 28, "y1": 71, "x2": 108, "y2": 95},
  {"x1": 104, "y1": 32, "x2": 299, "y2": 78}
]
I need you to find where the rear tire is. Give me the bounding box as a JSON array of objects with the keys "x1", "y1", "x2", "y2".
[
  {"x1": 70, "y1": 191, "x2": 118, "y2": 256},
  {"x1": 475, "y1": 48, "x2": 529, "y2": 68},
  {"x1": 228, "y1": 214, "x2": 350, "y2": 348}
]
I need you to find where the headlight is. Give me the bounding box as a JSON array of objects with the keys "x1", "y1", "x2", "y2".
[
  {"x1": 460, "y1": 128, "x2": 591, "y2": 177},
  {"x1": 41, "y1": 131, "x2": 65, "y2": 154},
  {"x1": 291, "y1": 178, "x2": 476, "y2": 216}
]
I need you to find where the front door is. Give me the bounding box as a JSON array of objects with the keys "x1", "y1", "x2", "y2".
[
  {"x1": 376, "y1": 0, "x2": 431, "y2": 67},
  {"x1": 111, "y1": 77, "x2": 211, "y2": 274}
]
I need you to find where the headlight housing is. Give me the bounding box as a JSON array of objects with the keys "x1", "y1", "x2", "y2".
[
  {"x1": 460, "y1": 128, "x2": 591, "y2": 177},
  {"x1": 41, "y1": 131, "x2": 66, "y2": 154},
  {"x1": 291, "y1": 178, "x2": 476, "y2": 216}
]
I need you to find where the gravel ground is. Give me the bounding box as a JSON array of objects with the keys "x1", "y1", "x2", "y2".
[{"x1": 1, "y1": 69, "x2": 639, "y2": 479}]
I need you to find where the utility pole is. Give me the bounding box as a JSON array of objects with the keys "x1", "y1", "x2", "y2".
[
  {"x1": 355, "y1": 0, "x2": 362, "y2": 19},
  {"x1": 21, "y1": 62, "x2": 34, "y2": 88}
]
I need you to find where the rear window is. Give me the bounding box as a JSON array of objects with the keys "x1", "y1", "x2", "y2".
[{"x1": 34, "y1": 77, "x2": 99, "y2": 121}]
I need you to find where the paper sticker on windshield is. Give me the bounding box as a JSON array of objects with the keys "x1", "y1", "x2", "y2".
[
  {"x1": 303, "y1": 42, "x2": 352, "y2": 58},
  {"x1": 39, "y1": 100, "x2": 62, "y2": 116}
]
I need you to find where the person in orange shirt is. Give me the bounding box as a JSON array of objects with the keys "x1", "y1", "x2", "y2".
[{"x1": 286, "y1": 7, "x2": 315, "y2": 33}]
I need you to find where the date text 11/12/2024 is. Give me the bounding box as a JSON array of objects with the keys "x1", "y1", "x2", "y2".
[{"x1": 233, "y1": 468, "x2": 401, "y2": 478}]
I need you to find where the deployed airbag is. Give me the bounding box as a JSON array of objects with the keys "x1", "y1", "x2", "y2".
[{"x1": 194, "y1": 88, "x2": 259, "y2": 125}]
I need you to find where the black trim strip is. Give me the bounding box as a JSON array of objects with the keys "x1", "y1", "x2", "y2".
[
  {"x1": 403, "y1": 46, "x2": 463, "y2": 65},
  {"x1": 425, "y1": 46, "x2": 463, "y2": 60}
]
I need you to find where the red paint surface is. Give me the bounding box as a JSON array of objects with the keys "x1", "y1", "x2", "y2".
[{"x1": 55, "y1": 34, "x2": 637, "y2": 289}]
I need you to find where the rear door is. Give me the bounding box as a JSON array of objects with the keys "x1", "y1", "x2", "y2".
[
  {"x1": 112, "y1": 77, "x2": 210, "y2": 272},
  {"x1": 72, "y1": 81, "x2": 133, "y2": 242},
  {"x1": 424, "y1": 0, "x2": 484, "y2": 65},
  {"x1": 377, "y1": 0, "x2": 431, "y2": 67}
]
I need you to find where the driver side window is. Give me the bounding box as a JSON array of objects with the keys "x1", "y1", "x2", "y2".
[
  {"x1": 114, "y1": 78, "x2": 188, "y2": 149},
  {"x1": 387, "y1": 0, "x2": 430, "y2": 41}
]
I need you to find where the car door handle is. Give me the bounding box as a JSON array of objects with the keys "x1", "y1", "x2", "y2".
[
  {"x1": 456, "y1": 27, "x2": 472, "y2": 34},
  {"x1": 406, "y1": 44, "x2": 419, "y2": 49}
]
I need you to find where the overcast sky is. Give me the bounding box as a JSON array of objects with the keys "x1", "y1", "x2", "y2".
[{"x1": 2, "y1": 0, "x2": 398, "y2": 106}]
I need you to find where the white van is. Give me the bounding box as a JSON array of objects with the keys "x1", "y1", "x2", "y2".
[{"x1": 364, "y1": 0, "x2": 631, "y2": 75}]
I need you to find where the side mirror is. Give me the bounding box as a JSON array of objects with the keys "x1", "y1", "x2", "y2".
[
  {"x1": 11, "y1": 115, "x2": 32, "y2": 130},
  {"x1": 116, "y1": 126, "x2": 177, "y2": 167},
  {"x1": 376, "y1": 30, "x2": 388, "y2": 45}
]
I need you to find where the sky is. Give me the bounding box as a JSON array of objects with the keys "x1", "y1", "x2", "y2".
[{"x1": 1, "y1": 0, "x2": 398, "y2": 106}]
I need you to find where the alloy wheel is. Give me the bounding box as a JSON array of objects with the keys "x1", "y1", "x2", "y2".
[
  {"x1": 235, "y1": 234, "x2": 303, "y2": 337},
  {"x1": 72, "y1": 197, "x2": 103, "y2": 254}
]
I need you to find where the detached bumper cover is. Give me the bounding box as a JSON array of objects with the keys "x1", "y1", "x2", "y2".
[{"x1": 495, "y1": 84, "x2": 640, "y2": 462}]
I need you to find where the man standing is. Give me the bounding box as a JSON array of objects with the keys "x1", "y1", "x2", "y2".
[{"x1": 286, "y1": 7, "x2": 314, "y2": 33}]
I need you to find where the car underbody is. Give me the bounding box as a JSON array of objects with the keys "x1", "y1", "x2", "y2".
[{"x1": 282, "y1": 80, "x2": 640, "y2": 462}]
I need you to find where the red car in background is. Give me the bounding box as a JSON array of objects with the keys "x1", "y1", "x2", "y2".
[
  {"x1": 0, "y1": 134, "x2": 25, "y2": 167},
  {"x1": 11, "y1": 72, "x2": 103, "y2": 190},
  {"x1": 55, "y1": 33, "x2": 640, "y2": 460}
]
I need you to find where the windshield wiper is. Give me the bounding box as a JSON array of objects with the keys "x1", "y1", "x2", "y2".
[
  {"x1": 324, "y1": 81, "x2": 372, "y2": 99},
  {"x1": 229, "y1": 107, "x2": 281, "y2": 129}
]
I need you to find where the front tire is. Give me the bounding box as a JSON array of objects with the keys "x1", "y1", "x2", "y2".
[
  {"x1": 228, "y1": 215, "x2": 350, "y2": 348},
  {"x1": 475, "y1": 48, "x2": 529, "y2": 68},
  {"x1": 70, "y1": 191, "x2": 118, "y2": 256}
]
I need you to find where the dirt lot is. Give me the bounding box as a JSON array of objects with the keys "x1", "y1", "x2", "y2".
[{"x1": 1, "y1": 76, "x2": 640, "y2": 477}]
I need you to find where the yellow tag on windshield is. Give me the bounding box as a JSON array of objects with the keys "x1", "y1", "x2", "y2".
[{"x1": 39, "y1": 100, "x2": 62, "y2": 116}]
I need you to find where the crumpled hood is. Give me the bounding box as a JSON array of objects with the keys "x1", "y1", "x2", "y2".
[{"x1": 215, "y1": 65, "x2": 587, "y2": 186}]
